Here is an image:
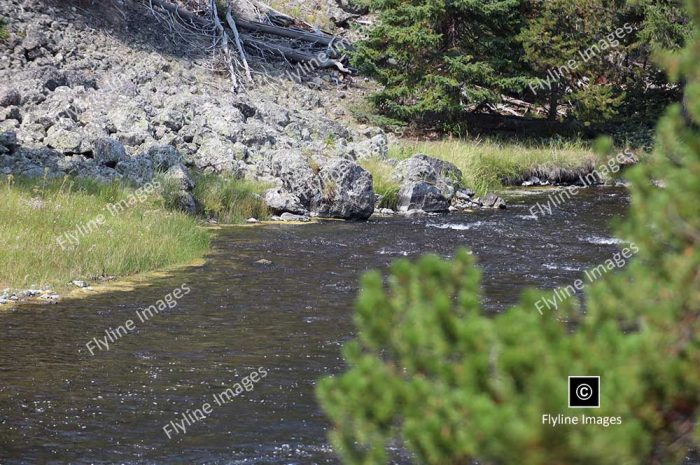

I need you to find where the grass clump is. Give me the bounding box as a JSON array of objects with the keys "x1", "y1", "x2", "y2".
[
  {"x1": 388, "y1": 138, "x2": 597, "y2": 193},
  {"x1": 360, "y1": 158, "x2": 401, "y2": 209},
  {"x1": 0, "y1": 18, "x2": 8, "y2": 42},
  {"x1": 0, "y1": 175, "x2": 210, "y2": 291},
  {"x1": 192, "y1": 174, "x2": 270, "y2": 224}
]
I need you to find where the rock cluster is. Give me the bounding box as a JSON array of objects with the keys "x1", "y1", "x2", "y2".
[
  {"x1": 0, "y1": 0, "x2": 506, "y2": 221},
  {"x1": 0, "y1": 0, "x2": 386, "y2": 219},
  {"x1": 389, "y1": 154, "x2": 506, "y2": 213}
]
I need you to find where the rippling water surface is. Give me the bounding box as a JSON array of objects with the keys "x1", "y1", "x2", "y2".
[{"x1": 0, "y1": 187, "x2": 658, "y2": 464}]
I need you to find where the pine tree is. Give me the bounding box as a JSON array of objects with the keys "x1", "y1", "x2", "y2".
[
  {"x1": 352, "y1": 0, "x2": 532, "y2": 128},
  {"x1": 317, "y1": 1, "x2": 700, "y2": 463},
  {"x1": 355, "y1": 0, "x2": 690, "y2": 128}
]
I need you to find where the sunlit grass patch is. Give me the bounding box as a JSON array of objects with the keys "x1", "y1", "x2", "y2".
[
  {"x1": 359, "y1": 157, "x2": 400, "y2": 210},
  {"x1": 0, "y1": 175, "x2": 209, "y2": 291},
  {"x1": 192, "y1": 174, "x2": 270, "y2": 224},
  {"x1": 388, "y1": 138, "x2": 597, "y2": 193}
]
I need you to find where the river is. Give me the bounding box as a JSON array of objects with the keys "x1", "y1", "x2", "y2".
[{"x1": 1, "y1": 187, "x2": 664, "y2": 464}]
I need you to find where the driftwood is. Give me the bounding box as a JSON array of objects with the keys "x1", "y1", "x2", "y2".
[{"x1": 235, "y1": 19, "x2": 336, "y2": 47}]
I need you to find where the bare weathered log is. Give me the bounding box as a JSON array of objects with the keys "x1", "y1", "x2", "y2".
[
  {"x1": 242, "y1": 37, "x2": 350, "y2": 72},
  {"x1": 235, "y1": 19, "x2": 336, "y2": 47},
  {"x1": 225, "y1": 4, "x2": 253, "y2": 83},
  {"x1": 210, "y1": 0, "x2": 238, "y2": 90}
]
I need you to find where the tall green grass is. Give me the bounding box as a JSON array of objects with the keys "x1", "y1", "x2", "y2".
[
  {"x1": 0, "y1": 175, "x2": 210, "y2": 291},
  {"x1": 191, "y1": 174, "x2": 269, "y2": 224},
  {"x1": 359, "y1": 158, "x2": 401, "y2": 210},
  {"x1": 0, "y1": 18, "x2": 8, "y2": 42},
  {"x1": 384, "y1": 138, "x2": 597, "y2": 194}
]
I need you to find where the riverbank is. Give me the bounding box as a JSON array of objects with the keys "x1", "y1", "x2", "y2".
[
  {"x1": 0, "y1": 174, "x2": 269, "y2": 297},
  {"x1": 361, "y1": 138, "x2": 611, "y2": 210},
  {"x1": 0, "y1": 135, "x2": 624, "y2": 303}
]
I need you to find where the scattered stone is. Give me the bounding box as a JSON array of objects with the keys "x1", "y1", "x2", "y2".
[
  {"x1": 71, "y1": 280, "x2": 88, "y2": 288},
  {"x1": 246, "y1": 217, "x2": 259, "y2": 223},
  {"x1": 480, "y1": 192, "x2": 507, "y2": 209},
  {"x1": 255, "y1": 259, "x2": 273, "y2": 265}
]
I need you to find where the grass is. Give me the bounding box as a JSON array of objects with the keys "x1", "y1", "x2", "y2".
[
  {"x1": 367, "y1": 138, "x2": 598, "y2": 195},
  {"x1": 0, "y1": 172, "x2": 271, "y2": 291},
  {"x1": 0, "y1": 18, "x2": 8, "y2": 42},
  {"x1": 359, "y1": 158, "x2": 401, "y2": 210},
  {"x1": 0, "y1": 175, "x2": 210, "y2": 291},
  {"x1": 191, "y1": 174, "x2": 269, "y2": 224}
]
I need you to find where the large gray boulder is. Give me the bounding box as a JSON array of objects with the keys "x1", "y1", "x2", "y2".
[
  {"x1": 317, "y1": 158, "x2": 374, "y2": 220},
  {"x1": 394, "y1": 153, "x2": 463, "y2": 200},
  {"x1": 260, "y1": 152, "x2": 374, "y2": 220},
  {"x1": 264, "y1": 188, "x2": 308, "y2": 216},
  {"x1": 116, "y1": 156, "x2": 154, "y2": 186},
  {"x1": 0, "y1": 88, "x2": 21, "y2": 108},
  {"x1": 188, "y1": 134, "x2": 239, "y2": 174},
  {"x1": 263, "y1": 150, "x2": 322, "y2": 207},
  {"x1": 148, "y1": 144, "x2": 183, "y2": 172},
  {"x1": 93, "y1": 137, "x2": 127, "y2": 167},
  {"x1": 397, "y1": 181, "x2": 450, "y2": 212}
]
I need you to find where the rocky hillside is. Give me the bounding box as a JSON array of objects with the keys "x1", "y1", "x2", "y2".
[{"x1": 0, "y1": 0, "x2": 390, "y2": 219}]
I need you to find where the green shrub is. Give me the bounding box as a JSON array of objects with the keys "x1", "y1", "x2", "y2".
[{"x1": 317, "y1": 2, "x2": 700, "y2": 464}]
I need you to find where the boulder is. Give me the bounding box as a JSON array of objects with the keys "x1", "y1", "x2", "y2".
[
  {"x1": 480, "y1": 192, "x2": 507, "y2": 209},
  {"x1": 394, "y1": 154, "x2": 462, "y2": 200},
  {"x1": 264, "y1": 188, "x2": 308, "y2": 216},
  {"x1": 353, "y1": 132, "x2": 389, "y2": 160},
  {"x1": 148, "y1": 145, "x2": 182, "y2": 171},
  {"x1": 116, "y1": 156, "x2": 154, "y2": 186},
  {"x1": 93, "y1": 137, "x2": 127, "y2": 167},
  {"x1": 0, "y1": 88, "x2": 21, "y2": 107},
  {"x1": 263, "y1": 150, "x2": 322, "y2": 207},
  {"x1": 163, "y1": 163, "x2": 195, "y2": 191},
  {"x1": 317, "y1": 158, "x2": 374, "y2": 220},
  {"x1": 44, "y1": 122, "x2": 89, "y2": 154},
  {"x1": 0, "y1": 131, "x2": 18, "y2": 153},
  {"x1": 189, "y1": 134, "x2": 238, "y2": 174},
  {"x1": 397, "y1": 181, "x2": 450, "y2": 212}
]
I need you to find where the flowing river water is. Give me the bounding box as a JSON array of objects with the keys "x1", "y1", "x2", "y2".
[{"x1": 0, "y1": 187, "x2": 665, "y2": 464}]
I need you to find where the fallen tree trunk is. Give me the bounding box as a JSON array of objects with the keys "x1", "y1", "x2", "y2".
[
  {"x1": 147, "y1": 0, "x2": 352, "y2": 70},
  {"x1": 235, "y1": 19, "x2": 337, "y2": 47},
  {"x1": 243, "y1": 37, "x2": 350, "y2": 71},
  {"x1": 225, "y1": 5, "x2": 253, "y2": 83}
]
